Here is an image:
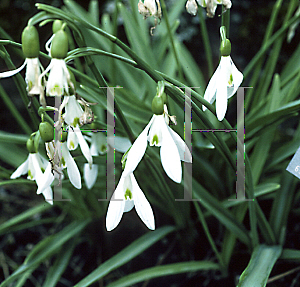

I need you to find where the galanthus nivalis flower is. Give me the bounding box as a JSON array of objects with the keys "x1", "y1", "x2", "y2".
[
  {"x1": 186, "y1": 0, "x2": 198, "y2": 16},
  {"x1": 62, "y1": 95, "x2": 93, "y2": 167},
  {"x1": 123, "y1": 108, "x2": 192, "y2": 184},
  {"x1": 138, "y1": 0, "x2": 162, "y2": 34},
  {"x1": 10, "y1": 152, "x2": 53, "y2": 204},
  {"x1": 198, "y1": 0, "x2": 231, "y2": 17},
  {"x1": 106, "y1": 172, "x2": 155, "y2": 231},
  {"x1": 202, "y1": 28, "x2": 243, "y2": 121}
]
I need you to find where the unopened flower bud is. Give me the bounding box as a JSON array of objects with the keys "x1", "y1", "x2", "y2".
[
  {"x1": 152, "y1": 96, "x2": 164, "y2": 115},
  {"x1": 39, "y1": 121, "x2": 54, "y2": 142},
  {"x1": 50, "y1": 29, "x2": 68, "y2": 59},
  {"x1": 26, "y1": 137, "x2": 36, "y2": 153},
  {"x1": 220, "y1": 39, "x2": 231, "y2": 56},
  {"x1": 22, "y1": 26, "x2": 40, "y2": 58}
]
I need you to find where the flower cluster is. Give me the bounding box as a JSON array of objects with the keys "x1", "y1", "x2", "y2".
[{"x1": 186, "y1": 0, "x2": 232, "y2": 17}]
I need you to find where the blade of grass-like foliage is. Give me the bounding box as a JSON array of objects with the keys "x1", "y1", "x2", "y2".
[
  {"x1": 0, "y1": 204, "x2": 51, "y2": 236},
  {"x1": 0, "y1": 131, "x2": 28, "y2": 144},
  {"x1": 280, "y1": 249, "x2": 300, "y2": 261},
  {"x1": 0, "y1": 220, "x2": 89, "y2": 287},
  {"x1": 237, "y1": 245, "x2": 282, "y2": 287},
  {"x1": 106, "y1": 261, "x2": 220, "y2": 287},
  {"x1": 193, "y1": 180, "x2": 251, "y2": 246},
  {"x1": 42, "y1": 237, "x2": 77, "y2": 287},
  {"x1": 269, "y1": 172, "x2": 297, "y2": 244},
  {"x1": 74, "y1": 226, "x2": 176, "y2": 287}
]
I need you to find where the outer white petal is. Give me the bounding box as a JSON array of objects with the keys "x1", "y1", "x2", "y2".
[
  {"x1": 226, "y1": 56, "x2": 243, "y2": 99},
  {"x1": 10, "y1": 155, "x2": 29, "y2": 179},
  {"x1": 123, "y1": 117, "x2": 154, "y2": 176},
  {"x1": 62, "y1": 143, "x2": 81, "y2": 189},
  {"x1": 36, "y1": 164, "x2": 54, "y2": 194},
  {"x1": 203, "y1": 63, "x2": 221, "y2": 111},
  {"x1": 0, "y1": 59, "x2": 27, "y2": 78},
  {"x1": 46, "y1": 59, "x2": 65, "y2": 96},
  {"x1": 186, "y1": 0, "x2": 198, "y2": 15},
  {"x1": 25, "y1": 58, "x2": 42, "y2": 95},
  {"x1": 41, "y1": 186, "x2": 53, "y2": 205},
  {"x1": 197, "y1": 0, "x2": 207, "y2": 7},
  {"x1": 131, "y1": 174, "x2": 155, "y2": 230},
  {"x1": 64, "y1": 95, "x2": 84, "y2": 126},
  {"x1": 67, "y1": 127, "x2": 79, "y2": 150},
  {"x1": 167, "y1": 127, "x2": 192, "y2": 163},
  {"x1": 83, "y1": 163, "x2": 98, "y2": 190},
  {"x1": 216, "y1": 57, "x2": 229, "y2": 121},
  {"x1": 109, "y1": 136, "x2": 132, "y2": 153},
  {"x1": 160, "y1": 123, "x2": 182, "y2": 183},
  {"x1": 74, "y1": 125, "x2": 93, "y2": 167},
  {"x1": 106, "y1": 175, "x2": 126, "y2": 231},
  {"x1": 29, "y1": 153, "x2": 44, "y2": 181}
]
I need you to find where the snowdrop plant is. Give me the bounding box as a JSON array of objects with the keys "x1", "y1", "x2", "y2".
[
  {"x1": 198, "y1": 0, "x2": 232, "y2": 17},
  {"x1": 203, "y1": 26, "x2": 243, "y2": 121}
]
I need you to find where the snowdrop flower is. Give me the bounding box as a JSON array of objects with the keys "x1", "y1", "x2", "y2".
[
  {"x1": 124, "y1": 99, "x2": 192, "y2": 183},
  {"x1": 138, "y1": 0, "x2": 162, "y2": 34},
  {"x1": 10, "y1": 138, "x2": 53, "y2": 204},
  {"x1": 203, "y1": 27, "x2": 243, "y2": 121},
  {"x1": 0, "y1": 25, "x2": 45, "y2": 104},
  {"x1": 198, "y1": 0, "x2": 231, "y2": 17},
  {"x1": 37, "y1": 140, "x2": 81, "y2": 194},
  {"x1": 62, "y1": 95, "x2": 93, "y2": 167},
  {"x1": 186, "y1": 0, "x2": 198, "y2": 16},
  {"x1": 106, "y1": 172, "x2": 155, "y2": 231},
  {"x1": 39, "y1": 27, "x2": 73, "y2": 97}
]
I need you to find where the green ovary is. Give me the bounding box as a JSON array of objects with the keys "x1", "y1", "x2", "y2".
[{"x1": 124, "y1": 188, "x2": 132, "y2": 200}]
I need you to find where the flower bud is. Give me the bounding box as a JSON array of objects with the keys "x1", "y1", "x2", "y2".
[
  {"x1": 22, "y1": 26, "x2": 40, "y2": 58},
  {"x1": 220, "y1": 39, "x2": 231, "y2": 56},
  {"x1": 26, "y1": 137, "x2": 36, "y2": 153},
  {"x1": 52, "y1": 20, "x2": 63, "y2": 34},
  {"x1": 39, "y1": 121, "x2": 54, "y2": 142},
  {"x1": 152, "y1": 96, "x2": 164, "y2": 115},
  {"x1": 50, "y1": 29, "x2": 68, "y2": 59}
]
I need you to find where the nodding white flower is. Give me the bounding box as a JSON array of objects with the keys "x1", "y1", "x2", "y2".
[
  {"x1": 202, "y1": 55, "x2": 243, "y2": 121},
  {"x1": 0, "y1": 58, "x2": 44, "y2": 96},
  {"x1": 61, "y1": 95, "x2": 92, "y2": 167},
  {"x1": 198, "y1": 0, "x2": 231, "y2": 17},
  {"x1": 10, "y1": 152, "x2": 53, "y2": 205},
  {"x1": 123, "y1": 110, "x2": 192, "y2": 184},
  {"x1": 186, "y1": 0, "x2": 198, "y2": 16},
  {"x1": 106, "y1": 172, "x2": 155, "y2": 231},
  {"x1": 39, "y1": 58, "x2": 72, "y2": 97},
  {"x1": 138, "y1": 0, "x2": 161, "y2": 19},
  {"x1": 37, "y1": 140, "x2": 81, "y2": 194}
]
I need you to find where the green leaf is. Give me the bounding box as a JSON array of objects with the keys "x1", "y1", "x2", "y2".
[
  {"x1": 237, "y1": 245, "x2": 282, "y2": 287},
  {"x1": 106, "y1": 261, "x2": 220, "y2": 287},
  {"x1": 74, "y1": 226, "x2": 176, "y2": 287}
]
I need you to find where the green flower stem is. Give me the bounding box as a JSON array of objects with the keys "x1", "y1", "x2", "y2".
[
  {"x1": 198, "y1": 9, "x2": 213, "y2": 77},
  {"x1": 194, "y1": 202, "x2": 226, "y2": 272},
  {"x1": 221, "y1": 7, "x2": 230, "y2": 38},
  {"x1": 160, "y1": 0, "x2": 184, "y2": 82}
]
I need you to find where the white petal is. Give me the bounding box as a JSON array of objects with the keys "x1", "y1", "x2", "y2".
[
  {"x1": 216, "y1": 57, "x2": 229, "y2": 121},
  {"x1": 41, "y1": 186, "x2": 53, "y2": 205},
  {"x1": 148, "y1": 115, "x2": 164, "y2": 147},
  {"x1": 64, "y1": 95, "x2": 84, "y2": 126},
  {"x1": 36, "y1": 164, "x2": 54, "y2": 194},
  {"x1": 67, "y1": 127, "x2": 79, "y2": 150},
  {"x1": 203, "y1": 62, "x2": 221, "y2": 111},
  {"x1": 106, "y1": 175, "x2": 126, "y2": 231},
  {"x1": 186, "y1": 0, "x2": 198, "y2": 16},
  {"x1": 123, "y1": 117, "x2": 154, "y2": 176},
  {"x1": 124, "y1": 200, "x2": 135, "y2": 213},
  {"x1": 74, "y1": 125, "x2": 93, "y2": 167},
  {"x1": 25, "y1": 58, "x2": 42, "y2": 95},
  {"x1": 62, "y1": 143, "x2": 81, "y2": 189},
  {"x1": 46, "y1": 59, "x2": 68, "y2": 96},
  {"x1": 131, "y1": 174, "x2": 155, "y2": 230},
  {"x1": 83, "y1": 163, "x2": 98, "y2": 190},
  {"x1": 0, "y1": 59, "x2": 27, "y2": 78},
  {"x1": 160, "y1": 124, "x2": 182, "y2": 183},
  {"x1": 167, "y1": 127, "x2": 192, "y2": 163},
  {"x1": 111, "y1": 136, "x2": 132, "y2": 153},
  {"x1": 10, "y1": 155, "x2": 30, "y2": 179},
  {"x1": 227, "y1": 56, "x2": 243, "y2": 99}
]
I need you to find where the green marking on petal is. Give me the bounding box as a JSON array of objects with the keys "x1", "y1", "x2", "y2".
[
  {"x1": 61, "y1": 157, "x2": 65, "y2": 166},
  {"x1": 228, "y1": 74, "x2": 233, "y2": 86},
  {"x1": 124, "y1": 188, "x2": 132, "y2": 200},
  {"x1": 41, "y1": 167, "x2": 45, "y2": 173},
  {"x1": 28, "y1": 81, "x2": 33, "y2": 91},
  {"x1": 152, "y1": 134, "x2": 159, "y2": 145},
  {"x1": 72, "y1": 117, "x2": 80, "y2": 127},
  {"x1": 28, "y1": 169, "x2": 33, "y2": 179},
  {"x1": 70, "y1": 141, "x2": 75, "y2": 149},
  {"x1": 101, "y1": 144, "x2": 107, "y2": 153}
]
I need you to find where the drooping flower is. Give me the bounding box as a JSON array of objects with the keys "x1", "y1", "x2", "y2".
[
  {"x1": 138, "y1": 0, "x2": 162, "y2": 34},
  {"x1": 123, "y1": 106, "x2": 192, "y2": 184},
  {"x1": 106, "y1": 172, "x2": 155, "y2": 231},
  {"x1": 203, "y1": 27, "x2": 243, "y2": 121},
  {"x1": 186, "y1": 0, "x2": 198, "y2": 16},
  {"x1": 198, "y1": 0, "x2": 231, "y2": 18},
  {"x1": 10, "y1": 147, "x2": 53, "y2": 205},
  {"x1": 62, "y1": 95, "x2": 93, "y2": 167}
]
